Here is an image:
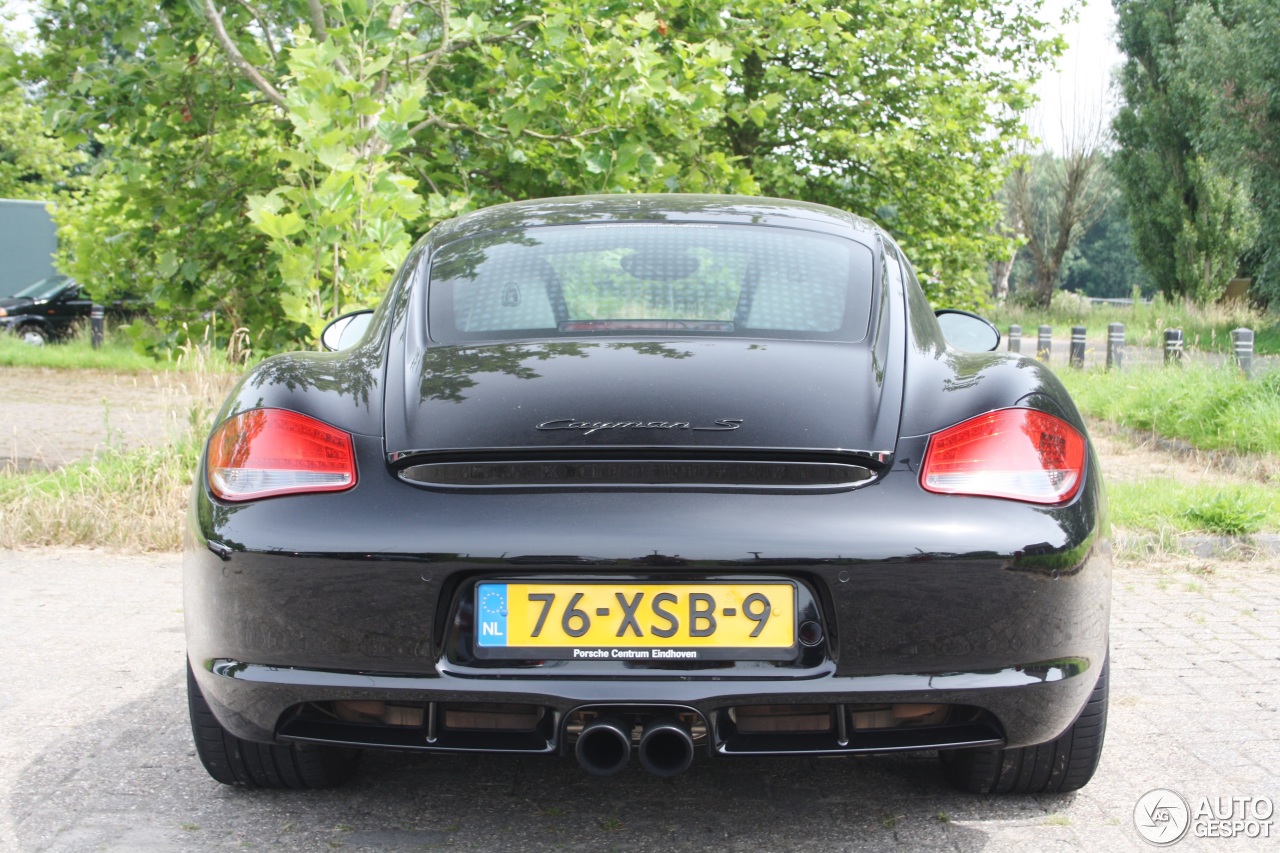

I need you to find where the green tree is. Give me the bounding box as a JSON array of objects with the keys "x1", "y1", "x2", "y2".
[
  {"x1": 1059, "y1": 179, "x2": 1152, "y2": 299},
  {"x1": 1174, "y1": 0, "x2": 1280, "y2": 307},
  {"x1": 32, "y1": 0, "x2": 295, "y2": 346},
  {"x1": 668, "y1": 0, "x2": 1066, "y2": 308},
  {"x1": 221, "y1": 1, "x2": 751, "y2": 339},
  {"x1": 0, "y1": 27, "x2": 83, "y2": 200},
  {"x1": 1111, "y1": 0, "x2": 1258, "y2": 302},
  {"x1": 29, "y1": 0, "x2": 1065, "y2": 349},
  {"x1": 33, "y1": 0, "x2": 750, "y2": 348}
]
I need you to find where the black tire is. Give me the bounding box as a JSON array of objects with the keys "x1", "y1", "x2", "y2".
[
  {"x1": 187, "y1": 662, "x2": 359, "y2": 789},
  {"x1": 941, "y1": 654, "x2": 1108, "y2": 794}
]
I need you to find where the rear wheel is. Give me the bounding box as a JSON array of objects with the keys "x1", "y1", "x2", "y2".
[
  {"x1": 187, "y1": 662, "x2": 359, "y2": 788},
  {"x1": 941, "y1": 654, "x2": 1108, "y2": 794}
]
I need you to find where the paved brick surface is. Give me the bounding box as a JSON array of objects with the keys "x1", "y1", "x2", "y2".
[{"x1": 1, "y1": 548, "x2": 1277, "y2": 851}]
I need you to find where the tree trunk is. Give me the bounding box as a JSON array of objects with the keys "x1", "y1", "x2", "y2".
[
  {"x1": 1033, "y1": 261, "x2": 1060, "y2": 308},
  {"x1": 990, "y1": 249, "x2": 1016, "y2": 301}
]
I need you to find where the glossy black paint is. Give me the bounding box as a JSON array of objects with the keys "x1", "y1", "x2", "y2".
[
  {"x1": 387, "y1": 339, "x2": 899, "y2": 459},
  {"x1": 186, "y1": 194, "x2": 1110, "y2": 763}
]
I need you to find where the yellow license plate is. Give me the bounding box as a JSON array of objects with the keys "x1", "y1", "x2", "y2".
[{"x1": 473, "y1": 582, "x2": 797, "y2": 661}]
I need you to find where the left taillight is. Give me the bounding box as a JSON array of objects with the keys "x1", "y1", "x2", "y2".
[
  {"x1": 920, "y1": 408, "x2": 1086, "y2": 504},
  {"x1": 207, "y1": 408, "x2": 357, "y2": 502}
]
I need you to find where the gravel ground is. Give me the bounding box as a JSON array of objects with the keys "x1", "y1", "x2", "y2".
[{"x1": 0, "y1": 368, "x2": 208, "y2": 472}]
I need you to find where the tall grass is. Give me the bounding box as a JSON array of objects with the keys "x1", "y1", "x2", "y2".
[
  {"x1": 1060, "y1": 363, "x2": 1280, "y2": 455},
  {"x1": 0, "y1": 438, "x2": 201, "y2": 551},
  {"x1": 0, "y1": 328, "x2": 160, "y2": 370},
  {"x1": 0, "y1": 321, "x2": 257, "y2": 371},
  {"x1": 0, "y1": 339, "x2": 239, "y2": 551},
  {"x1": 987, "y1": 292, "x2": 1280, "y2": 355}
]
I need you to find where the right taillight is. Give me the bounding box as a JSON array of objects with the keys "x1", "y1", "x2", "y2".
[{"x1": 920, "y1": 408, "x2": 1086, "y2": 504}]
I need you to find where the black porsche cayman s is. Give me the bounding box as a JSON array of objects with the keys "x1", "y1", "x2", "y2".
[{"x1": 185, "y1": 194, "x2": 1110, "y2": 794}]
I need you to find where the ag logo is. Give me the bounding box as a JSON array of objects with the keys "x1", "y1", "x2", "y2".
[{"x1": 1134, "y1": 788, "x2": 1190, "y2": 845}]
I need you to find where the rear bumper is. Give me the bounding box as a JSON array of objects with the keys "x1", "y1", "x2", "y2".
[
  {"x1": 185, "y1": 440, "x2": 1111, "y2": 757},
  {"x1": 190, "y1": 655, "x2": 1096, "y2": 756}
]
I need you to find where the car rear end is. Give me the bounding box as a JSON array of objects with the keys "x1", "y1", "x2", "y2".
[{"x1": 185, "y1": 197, "x2": 1109, "y2": 787}]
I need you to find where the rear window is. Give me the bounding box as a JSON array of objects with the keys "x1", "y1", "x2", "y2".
[{"x1": 426, "y1": 223, "x2": 875, "y2": 343}]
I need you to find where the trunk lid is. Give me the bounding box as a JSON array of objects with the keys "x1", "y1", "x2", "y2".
[{"x1": 384, "y1": 338, "x2": 900, "y2": 459}]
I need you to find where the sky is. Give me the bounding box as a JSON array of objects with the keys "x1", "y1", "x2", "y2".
[{"x1": 1031, "y1": 0, "x2": 1126, "y2": 150}]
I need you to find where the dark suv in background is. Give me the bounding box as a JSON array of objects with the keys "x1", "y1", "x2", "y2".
[{"x1": 0, "y1": 275, "x2": 147, "y2": 343}]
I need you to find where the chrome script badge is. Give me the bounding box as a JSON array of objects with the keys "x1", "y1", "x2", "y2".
[{"x1": 537, "y1": 418, "x2": 743, "y2": 436}]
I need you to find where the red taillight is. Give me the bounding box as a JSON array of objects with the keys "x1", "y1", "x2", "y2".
[
  {"x1": 207, "y1": 408, "x2": 357, "y2": 501},
  {"x1": 920, "y1": 408, "x2": 1086, "y2": 504}
]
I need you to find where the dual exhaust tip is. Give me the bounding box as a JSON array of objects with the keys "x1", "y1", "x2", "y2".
[{"x1": 574, "y1": 714, "x2": 694, "y2": 778}]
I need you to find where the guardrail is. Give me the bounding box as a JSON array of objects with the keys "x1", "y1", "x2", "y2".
[{"x1": 1085, "y1": 297, "x2": 1154, "y2": 306}]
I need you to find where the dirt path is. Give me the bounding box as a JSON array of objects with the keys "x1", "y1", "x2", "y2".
[
  {"x1": 1090, "y1": 421, "x2": 1280, "y2": 488},
  {"x1": 0, "y1": 367, "x2": 222, "y2": 472}
]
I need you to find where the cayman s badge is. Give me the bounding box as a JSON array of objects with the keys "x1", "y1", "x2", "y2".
[{"x1": 536, "y1": 419, "x2": 743, "y2": 436}]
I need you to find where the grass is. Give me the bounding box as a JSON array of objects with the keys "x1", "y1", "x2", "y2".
[
  {"x1": 1108, "y1": 480, "x2": 1280, "y2": 536},
  {"x1": 1060, "y1": 363, "x2": 1280, "y2": 455},
  {"x1": 0, "y1": 339, "x2": 236, "y2": 551},
  {"x1": 0, "y1": 321, "x2": 256, "y2": 372},
  {"x1": 987, "y1": 292, "x2": 1280, "y2": 355},
  {"x1": 0, "y1": 437, "x2": 201, "y2": 551},
  {"x1": 0, "y1": 328, "x2": 162, "y2": 370}
]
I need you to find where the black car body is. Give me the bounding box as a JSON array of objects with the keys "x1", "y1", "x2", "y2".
[
  {"x1": 0, "y1": 274, "x2": 146, "y2": 342},
  {"x1": 185, "y1": 195, "x2": 1110, "y2": 793}
]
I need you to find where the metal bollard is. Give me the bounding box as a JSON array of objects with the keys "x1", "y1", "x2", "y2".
[
  {"x1": 1106, "y1": 322, "x2": 1125, "y2": 370},
  {"x1": 90, "y1": 304, "x2": 104, "y2": 350},
  {"x1": 1069, "y1": 326, "x2": 1086, "y2": 368},
  {"x1": 1164, "y1": 329, "x2": 1183, "y2": 365},
  {"x1": 1008, "y1": 324, "x2": 1021, "y2": 353},
  {"x1": 1231, "y1": 328, "x2": 1254, "y2": 376},
  {"x1": 1037, "y1": 325, "x2": 1052, "y2": 363}
]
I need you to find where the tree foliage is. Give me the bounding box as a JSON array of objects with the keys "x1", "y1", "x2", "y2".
[
  {"x1": 0, "y1": 27, "x2": 83, "y2": 201},
  {"x1": 1059, "y1": 178, "x2": 1152, "y2": 299},
  {"x1": 27, "y1": 0, "x2": 1065, "y2": 350},
  {"x1": 1174, "y1": 0, "x2": 1280, "y2": 307},
  {"x1": 671, "y1": 0, "x2": 1064, "y2": 308},
  {"x1": 1111, "y1": 0, "x2": 1274, "y2": 304},
  {"x1": 33, "y1": 1, "x2": 292, "y2": 337}
]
